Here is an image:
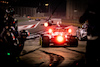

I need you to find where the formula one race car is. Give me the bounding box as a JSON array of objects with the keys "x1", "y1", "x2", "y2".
[{"x1": 40, "y1": 26, "x2": 78, "y2": 47}]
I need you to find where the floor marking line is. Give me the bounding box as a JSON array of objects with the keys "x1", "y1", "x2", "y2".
[{"x1": 34, "y1": 21, "x2": 40, "y2": 28}]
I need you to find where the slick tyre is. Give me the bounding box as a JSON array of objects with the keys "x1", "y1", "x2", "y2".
[
  {"x1": 42, "y1": 36, "x2": 49, "y2": 47},
  {"x1": 70, "y1": 36, "x2": 78, "y2": 47}
]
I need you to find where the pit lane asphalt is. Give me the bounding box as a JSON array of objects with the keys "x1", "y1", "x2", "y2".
[{"x1": 19, "y1": 37, "x2": 86, "y2": 67}]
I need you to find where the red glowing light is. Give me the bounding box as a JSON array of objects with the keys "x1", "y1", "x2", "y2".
[
  {"x1": 56, "y1": 36, "x2": 64, "y2": 42},
  {"x1": 13, "y1": 21, "x2": 15, "y2": 24},
  {"x1": 68, "y1": 29, "x2": 72, "y2": 33}
]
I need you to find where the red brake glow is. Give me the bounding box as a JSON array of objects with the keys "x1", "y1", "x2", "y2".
[
  {"x1": 56, "y1": 36, "x2": 64, "y2": 43},
  {"x1": 48, "y1": 29, "x2": 53, "y2": 33},
  {"x1": 68, "y1": 29, "x2": 72, "y2": 33},
  {"x1": 44, "y1": 23, "x2": 48, "y2": 27}
]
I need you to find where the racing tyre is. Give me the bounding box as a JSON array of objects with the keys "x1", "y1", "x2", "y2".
[
  {"x1": 69, "y1": 36, "x2": 78, "y2": 47},
  {"x1": 41, "y1": 36, "x2": 49, "y2": 47}
]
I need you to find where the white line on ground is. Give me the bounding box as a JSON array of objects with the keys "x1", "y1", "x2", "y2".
[{"x1": 34, "y1": 21, "x2": 40, "y2": 28}]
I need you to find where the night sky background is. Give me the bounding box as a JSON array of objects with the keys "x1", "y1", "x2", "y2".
[
  {"x1": 2, "y1": 0, "x2": 99, "y2": 9},
  {"x1": 3, "y1": 0, "x2": 66, "y2": 13},
  {"x1": 4, "y1": 0, "x2": 66, "y2": 7},
  {"x1": 3, "y1": 0, "x2": 99, "y2": 11},
  {"x1": 2, "y1": 0, "x2": 99, "y2": 17}
]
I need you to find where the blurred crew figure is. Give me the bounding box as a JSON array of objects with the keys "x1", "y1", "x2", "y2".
[
  {"x1": 19, "y1": 30, "x2": 29, "y2": 51},
  {"x1": 79, "y1": 0, "x2": 100, "y2": 67},
  {"x1": 0, "y1": 6, "x2": 20, "y2": 63}
]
